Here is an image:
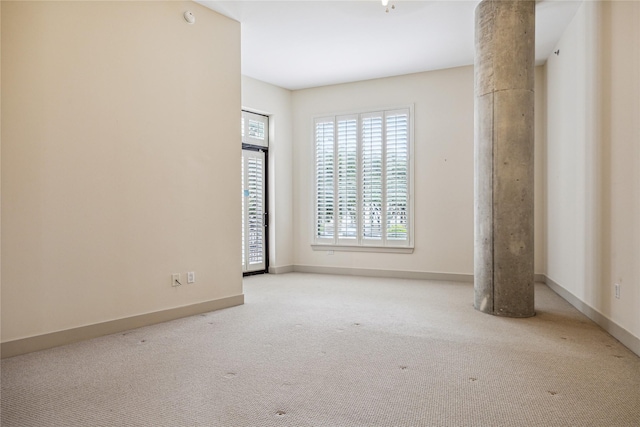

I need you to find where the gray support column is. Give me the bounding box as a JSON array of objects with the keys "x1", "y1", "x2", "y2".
[{"x1": 474, "y1": 0, "x2": 535, "y2": 317}]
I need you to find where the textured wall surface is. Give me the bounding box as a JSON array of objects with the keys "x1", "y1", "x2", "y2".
[{"x1": 474, "y1": 0, "x2": 535, "y2": 317}]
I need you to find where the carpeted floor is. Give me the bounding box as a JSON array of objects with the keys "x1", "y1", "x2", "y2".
[{"x1": 2, "y1": 273, "x2": 639, "y2": 426}]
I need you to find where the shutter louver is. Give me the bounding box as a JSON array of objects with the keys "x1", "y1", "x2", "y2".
[
  {"x1": 385, "y1": 113, "x2": 409, "y2": 241},
  {"x1": 313, "y1": 108, "x2": 411, "y2": 249},
  {"x1": 362, "y1": 115, "x2": 383, "y2": 241},
  {"x1": 248, "y1": 119, "x2": 265, "y2": 141},
  {"x1": 337, "y1": 118, "x2": 358, "y2": 240},
  {"x1": 247, "y1": 155, "x2": 264, "y2": 265},
  {"x1": 241, "y1": 157, "x2": 245, "y2": 268},
  {"x1": 315, "y1": 120, "x2": 335, "y2": 239},
  {"x1": 242, "y1": 111, "x2": 268, "y2": 148}
]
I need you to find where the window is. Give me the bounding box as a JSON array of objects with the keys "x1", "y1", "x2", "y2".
[
  {"x1": 313, "y1": 108, "x2": 413, "y2": 251},
  {"x1": 241, "y1": 111, "x2": 268, "y2": 148}
]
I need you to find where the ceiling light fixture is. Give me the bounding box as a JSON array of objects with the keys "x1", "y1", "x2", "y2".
[{"x1": 382, "y1": 0, "x2": 395, "y2": 13}]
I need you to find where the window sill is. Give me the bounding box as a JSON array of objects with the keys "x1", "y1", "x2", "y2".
[{"x1": 311, "y1": 244, "x2": 414, "y2": 254}]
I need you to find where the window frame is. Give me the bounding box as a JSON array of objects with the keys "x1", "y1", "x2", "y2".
[
  {"x1": 311, "y1": 105, "x2": 414, "y2": 253},
  {"x1": 242, "y1": 110, "x2": 269, "y2": 148}
]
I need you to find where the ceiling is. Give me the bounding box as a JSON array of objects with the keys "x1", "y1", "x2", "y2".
[{"x1": 197, "y1": 0, "x2": 582, "y2": 90}]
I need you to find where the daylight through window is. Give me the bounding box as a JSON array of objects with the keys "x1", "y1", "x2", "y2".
[{"x1": 314, "y1": 108, "x2": 412, "y2": 249}]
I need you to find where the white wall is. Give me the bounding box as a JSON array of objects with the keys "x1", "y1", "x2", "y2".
[
  {"x1": 546, "y1": 0, "x2": 640, "y2": 344},
  {"x1": 534, "y1": 66, "x2": 547, "y2": 277},
  {"x1": 241, "y1": 76, "x2": 294, "y2": 271},
  {"x1": 1, "y1": 1, "x2": 242, "y2": 342},
  {"x1": 290, "y1": 66, "x2": 547, "y2": 277},
  {"x1": 0, "y1": 0, "x2": 3, "y2": 365}
]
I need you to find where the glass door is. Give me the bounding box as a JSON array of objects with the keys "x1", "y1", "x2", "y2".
[
  {"x1": 241, "y1": 111, "x2": 268, "y2": 274},
  {"x1": 242, "y1": 149, "x2": 266, "y2": 273}
]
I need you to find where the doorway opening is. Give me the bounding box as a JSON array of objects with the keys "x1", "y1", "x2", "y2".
[{"x1": 241, "y1": 111, "x2": 269, "y2": 275}]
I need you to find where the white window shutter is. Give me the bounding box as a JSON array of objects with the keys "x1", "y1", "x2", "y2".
[
  {"x1": 242, "y1": 111, "x2": 269, "y2": 148},
  {"x1": 337, "y1": 116, "x2": 358, "y2": 241},
  {"x1": 242, "y1": 150, "x2": 266, "y2": 271},
  {"x1": 315, "y1": 118, "x2": 335, "y2": 241},
  {"x1": 313, "y1": 107, "x2": 411, "y2": 249},
  {"x1": 361, "y1": 113, "x2": 384, "y2": 242},
  {"x1": 385, "y1": 110, "x2": 409, "y2": 242},
  {"x1": 241, "y1": 156, "x2": 245, "y2": 268}
]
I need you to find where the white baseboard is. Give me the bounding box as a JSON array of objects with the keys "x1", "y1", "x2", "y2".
[
  {"x1": 6, "y1": 271, "x2": 636, "y2": 359},
  {"x1": 543, "y1": 276, "x2": 640, "y2": 357},
  {"x1": 292, "y1": 265, "x2": 474, "y2": 282},
  {"x1": 269, "y1": 265, "x2": 294, "y2": 274},
  {"x1": 1, "y1": 294, "x2": 244, "y2": 359},
  {"x1": 274, "y1": 266, "x2": 547, "y2": 285}
]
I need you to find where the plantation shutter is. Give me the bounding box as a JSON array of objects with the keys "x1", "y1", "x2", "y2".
[
  {"x1": 315, "y1": 118, "x2": 335, "y2": 242},
  {"x1": 313, "y1": 107, "x2": 411, "y2": 249},
  {"x1": 361, "y1": 113, "x2": 384, "y2": 242},
  {"x1": 385, "y1": 110, "x2": 409, "y2": 242},
  {"x1": 337, "y1": 116, "x2": 358, "y2": 241},
  {"x1": 241, "y1": 157, "x2": 245, "y2": 269},
  {"x1": 242, "y1": 111, "x2": 269, "y2": 148},
  {"x1": 242, "y1": 150, "x2": 266, "y2": 271}
]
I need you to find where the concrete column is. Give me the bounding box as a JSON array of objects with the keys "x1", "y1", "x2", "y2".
[{"x1": 474, "y1": 0, "x2": 535, "y2": 317}]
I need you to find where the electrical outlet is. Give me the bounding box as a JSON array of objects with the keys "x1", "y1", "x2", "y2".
[
  {"x1": 614, "y1": 283, "x2": 620, "y2": 299},
  {"x1": 327, "y1": 250, "x2": 334, "y2": 255},
  {"x1": 187, "y1": 271, "x2": 195, "y2": 284},
  {"x1": 172, "y1": 273, "x2": 182, "y2": 287}
]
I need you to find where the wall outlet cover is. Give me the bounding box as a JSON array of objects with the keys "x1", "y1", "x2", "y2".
[{"x1": 172, "y1": 273, "x2": 181, "y2": 287}]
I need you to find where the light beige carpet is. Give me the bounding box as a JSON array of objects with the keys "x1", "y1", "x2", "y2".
[{"x1": 2, "y1": 273, "x2": 639, "y2": 426}]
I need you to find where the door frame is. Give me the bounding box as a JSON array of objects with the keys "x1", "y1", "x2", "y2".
[{"x1": 241, "y1": 144, "x2": 269, "y2": 276}]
